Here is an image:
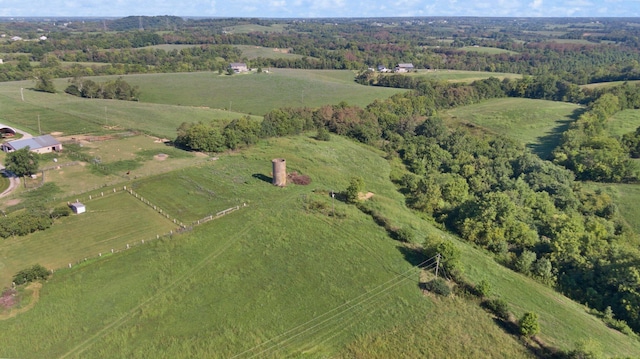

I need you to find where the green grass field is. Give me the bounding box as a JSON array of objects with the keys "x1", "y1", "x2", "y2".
[
  {"x1": 0, "y1": 79, "x2": 260, "y2": 138},
  {"x1": 607, "y1": 109, "x2": 640, "y2": 137},
  {"x1": 233, "y1": 45, "x2": 310, "y2": 60},
  {"x1": 117, "y1": 69, "x2": 406, "y2": 115},
  {"x1": 587, "y1": 182, "x2": 640, "y2": 235},
  {"x1": 460, "y1": 46, "x2": 519, "y2": 55},
  {"x1": 223, "y1": 23, "x2": 287, "y2": 34},
  {"x1": 581, "y1": 80, "x2": 640, "y2": 89},
  {"x1": 0, "y1": 191, "x2": 177, "y2": 286},
  {"x1": 1, "y1": 135, "x2": 639, "y2": 358},
  {"x1": 446, "y1": 98, "x2": 582, "y2": 159},
  {"x1": 395, "y1": 69, "x2": 522, "y2": 83}
]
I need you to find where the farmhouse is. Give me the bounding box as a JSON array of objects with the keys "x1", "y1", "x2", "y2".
[
  {"x1": 377, "y1": 65, "x2": 390, "y2": 72},
  {"x1": 395, "y1": 63, "x2": 415, "y2": 73},
  {"x1": 229, "y1": 62, "x2": 248, "y2": 73},
  {"x1": 70, "y1": 202, "x2": 86, "y2": 214},
  {"x1": 1, "y1": 134, "x2": 62, "y2": 154}
]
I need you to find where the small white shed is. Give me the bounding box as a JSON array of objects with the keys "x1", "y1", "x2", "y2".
[{"x1": 70, "y1": 202, "x2": 86, "y2": 214}]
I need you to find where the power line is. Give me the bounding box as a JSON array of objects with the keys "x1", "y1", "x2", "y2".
[{"x1": 232, "y1": 256, "x2": 438, "y2": 359}]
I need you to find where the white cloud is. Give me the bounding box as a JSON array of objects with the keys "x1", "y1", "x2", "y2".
[{"x1": 531, "y1": 0, "x2": 543, "y2": 9}]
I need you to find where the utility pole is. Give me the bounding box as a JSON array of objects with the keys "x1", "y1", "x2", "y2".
[
  {"x1": 435, "y1": 253, "x2": 441, "y2": 279},
  {"x1": 331, "y1": 190, "x2": 335, "y2": 217},
  {"x1": 37, "y1": 115, "x2": 41, "y2": 135}
]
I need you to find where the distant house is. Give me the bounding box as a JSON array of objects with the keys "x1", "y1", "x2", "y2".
[
  {"x1": 10, "y1": 36, "x2": 22, "y2": 42},
  {"x1": 70, "y1": 202, "x2": 86, "y2": 214},
  {"x1": 39, "y1": 35, "x2": 47, "y2": 41},
  {"x1": 1, "y1": 134, "x2": 62, "y2": 154},
  {"x1": 395, "y1": 63, "x2": 415, "y2": 73},
  {"x1": 229, "y1": 62, "x2": 248, "y2": 73},
  {"x1": 0, "y1": 59, "x2": 3, "y2": 64},
  {"x1": 377, "y1": 65, "x2": 390, "y2": 72}
]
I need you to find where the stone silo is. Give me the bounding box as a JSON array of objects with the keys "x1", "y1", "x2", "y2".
[{"x1": 272, "y1": 158, "x2": 286, "y2": 186}]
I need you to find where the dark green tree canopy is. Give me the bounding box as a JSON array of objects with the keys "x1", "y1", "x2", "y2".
[{"x1": 6, "y1": 147, "x2": 40, "y2": 177}]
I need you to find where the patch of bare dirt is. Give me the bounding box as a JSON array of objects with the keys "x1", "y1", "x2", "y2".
[
  {"x1": 50, "y1": 131, "x2": 63, "y2": 136},
  {"x1": 288, "y1": 171, "x2": 311, "y2": 185},
  {"x1": 0, "y1": 288, "x2": 17, "y2": 309},
  {"x1": 0, "y1": 282, "x2": 42, "y2": 320},
  {"x1": 154, "y1": 153, "x2": 169, "y2": 161},
  {"x1": 5, "y1": 199, "x2": 21, "y2": 206},
  {"x1": 359, "y1": 192, "x2": 374, "y2": 200}
]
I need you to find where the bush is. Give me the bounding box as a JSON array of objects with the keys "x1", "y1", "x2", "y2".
[
  {"x1": 13, "y1": 264, "x2": 50, "y2": 285},
  {"x1": 51, "y1": 205, "x2": 72, "y2": 219},
  {"x1": 474, "y1": 279, "x2": 491, "y2": 298},
  {"x1": 425, "y1": 278, "x2": 451, "y2": 297},
  {"x1": 483, "y1": 298, "x2": 511, "y2": 321},
  {"x1": 316, "y1": 126, "x2": 331, "y2": 141},
  {"x1": 393, "y1": 227, "x2": 414, "y2": 242},
  {"x1": 519, "y1": 312, "x2": 540, "y2": 337}
]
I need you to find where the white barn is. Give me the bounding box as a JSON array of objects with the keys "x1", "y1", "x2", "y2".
[
  {"x1": 70, "y1": 202, "x2": 86, "y2": 214},
  {"x1": 1, "y1": 134, "x2": 62, "y2": 154}
]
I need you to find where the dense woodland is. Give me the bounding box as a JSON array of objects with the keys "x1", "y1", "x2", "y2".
[{"x1": 3, "y1": 15, "x2": 640, "y2": 343}]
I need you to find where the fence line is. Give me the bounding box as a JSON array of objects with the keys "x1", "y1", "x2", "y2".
[{"x1": 51, "y1": 202, "x2": 245, "y2": 275}]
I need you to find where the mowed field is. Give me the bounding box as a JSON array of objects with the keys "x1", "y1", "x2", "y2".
[
  {"x1": 395, "y1": 69, "x2": 522, "y2": 83},
  {"x1": 0, "y1": 80, "x2": 257, "y2": 139},
  {"x1": 119, "y1": 69, "x2": 407, "y2": 115},
  {"x1": 446, "y1": 98, "x2": 582, "y2": 158},
  {"x1": 1, "y1": 135, "x2": 639, "y2": 358}
]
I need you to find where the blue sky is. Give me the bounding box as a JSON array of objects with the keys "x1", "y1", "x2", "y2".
[{"x1": 1, "y1": 0, "x2": 639, "y2": 18}]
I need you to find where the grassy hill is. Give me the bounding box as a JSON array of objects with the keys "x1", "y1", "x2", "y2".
[
  {"x1": 1, "y1": 135, "x2": 639, "y2": 358},
  {"x1": 392, "y1": 70, "x2": 522, "y2": 83},
  {"x1": 119, "y1": 69, "x2": 406, "y2": 115},
  {"x1": 445, "y1": 98, "x2": 583, "y2": 159}
]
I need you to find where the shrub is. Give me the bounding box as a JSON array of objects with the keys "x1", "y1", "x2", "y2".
[
  {"x1": 316, "y1": 126, "x2": 331, "y2": 141},
  {"x1": 393, "y1": 227, "x2": 414, "y2": 242},
  {"x1": 425, "y1": 278, "x2": 451, "y2": 297},
  {"x1": 483, "y1": 298, "x2": 511, "y2": 321},
  {"x1": 519, "y1": 312, "x2": 540, "y2": 337},
  {"x1": 51, "y1": 205, "x2": 72, "y2": 219},
  {"x1": 475, "y1": 279, "x2": 491, "y2": 298},
  {"x1": 13, "y1": 264, "x2": 50, "y2": 285}
]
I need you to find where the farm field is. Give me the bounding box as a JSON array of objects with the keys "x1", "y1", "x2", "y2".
[
  {"x1": 607, "y1": 109, "x2": 640, "y2": 137},
  {"x1": 445, "y1": 98, "x2": 582, "y2": 159},
  {"x1": 1, "y1": 136, "x2": 639, "y2": 358},
  {"x1": 0, "y1": 191, "x2": 177, "y2": 286},
  {"x1": 581, "y1": 80, "x2": 640, "y2": 89},
  {"x1": 459, "y1": 46, "x2": 519, "y2": 55},
  {"x1": 116, "y1": 69, "x2": 407, "y2": 115},
  {"x1": 396, "y1": 69, "x2": 522, "y2": 83},
  {"x1": 0, "y1": 79, "x2": 258, "y2": 138},
  {"x1": 223, "y1": 23, "x2": 287, "y2": 33},
  {"x1": 233, "y1": 45, "x2": 309, "y2": 60}
]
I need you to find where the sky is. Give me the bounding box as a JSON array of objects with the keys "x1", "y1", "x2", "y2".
[{"x1": 1, "y1": 0, "x2": 640, "y2": 18}]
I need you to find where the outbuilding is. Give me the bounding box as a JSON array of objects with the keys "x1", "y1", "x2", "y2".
[
  {"x1": 70, "y1": 202, "x2": 86, "y2": 214},
  {"x1": 1, "y1": 134, "x2": 62, "y2": 154}
]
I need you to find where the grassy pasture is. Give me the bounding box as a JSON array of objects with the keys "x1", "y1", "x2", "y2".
[
  {"x1": 223, "y1": 23, "x2": 287, "y2": 33},
  {"x1": 607, "y1": 109, "x2": 640, "y2": 137},
  {"x1": 459, "y1": 46, "x2": 519, "y2": 55},
  {"x1": 0, "y1": 80, "x2": 257, "y2": 138},
  {"x1": 1, "y1": 135, "x2": 639, "y2": 357},
  {"x1": 587, "y1": 182, "x2": 640, "y2": 235},
  {"x1": 234, "y1": 45, "x2": 309, "y2": 60},
  {"x1": 116, "y1": 69, "x2": 406, "y2": 115},
  {"x1": 396, "y1": 69, "x2": 521, "y2": 83},
  {"x1": 445, "y1": 98, "x2": 582, "y2": 159},
  {"x1": 0, "y1": 191, "x2": 177, "y2": 286},
  {"x1": 581, "y1": 80, "x2": 640, "y2": 89}
]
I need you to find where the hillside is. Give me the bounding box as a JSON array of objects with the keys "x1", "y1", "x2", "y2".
[
  {"x1": 1, "y1": 135, "x2": 639, "y2": 358},
  {"x1": 445, "y1": 98, "x2": 582, "y2": 159}
]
